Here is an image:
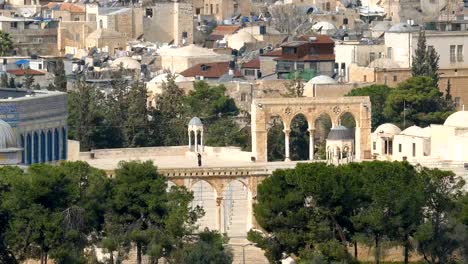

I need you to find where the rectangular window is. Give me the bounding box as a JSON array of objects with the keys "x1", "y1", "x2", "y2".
[
  {"x1": 373, "y1": 142, "x2": 376, "y2": 150},
  {"x1": 363, "y1": 75, "x2": 367, "y2": 82},
  {"x1": 450, "y1": 45, "x2": 456, "y2": 63},
  {"x1": 399, "y1": 144, "x2": 402, "y2": 153},
  {"x1": 38, "y1": 64, "x2": 42, "y2": 70},
  {"x1": 10, "y1": 22, "x2": 17, "y2": 29},
  {"x1": 244, "y1": 69, "x2": 255, "y2": 76},
  {"x1": 240, "y1": 93, "x2": 247, "y2": 101},
  {"x1": 412, "y1": 143, "x2": 416, "y2": 157},
  {"x1": 145, "y1": 8, "x2": 153, "y2": 18},
  {"x1": 283, "y1": 47, "x2": 296, "y2": 55},
  {"x1": 457, "y1": 45, "x2": 463, "y2": 62},
  {"x1": 387, "y1": 47, "x2": 392, "y2": 59},
  {"x1": 393, "y1": 75, "x2": 397, "y2": 82},
  {"x1": 216, "y1": 4, "x2": 219, "y2": 14}
]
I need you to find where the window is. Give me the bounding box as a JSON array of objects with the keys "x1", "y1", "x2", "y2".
[
  {"x1": 38, "y1": 64, "x2": 42, "y2": 70},
  {"x1": 240, "y1": 93, "x2": 247, "y2": 101},
  {"x1": 32, "y1": 38, "x2": 43, "y2": 44},
  {"x1": 369, "y1": 52, "x2": 376, "y2": 62},
  {"x1": 74, "y1": 17, "x2": 80, "y2": 21},
  {"x1": 205, "y1": 4, "x2": 208, "y2": 13},
  {"x1": 145, "y1": 8, "x2": 153, "y2": 18},
  {"x1": 373, "y1": 141, "x2": 376, "y2": 150},
  {"x1": 216, "y1": 4, "x2": 219, "y2": 14},
  {"x1": 378, "y1": 52, "x2": 382, "y2": 58},
  {"x1": 454, "y1": 97, "x2": 461, "y2": 107},
  {"x1": 283, "y1": 47, "x2": 296, "y2": 55},
  {"x1": 296, "y1": 63, "x2": 305, "y2": 71},
  {"x1": 457, "y1": 45, "x2": 463, "y2": 62},
  {"x1": 99, "y1": 19, "x2": 103, "y2": 29},
  {"x1": 195, "y1": 8, "x2": 201, "y2": 15},
  {"x1": 387, "y1": 47, "x2": 392, "y2": 59},
  {"x1": 10, "y1": 22, "x2": 17, "y2": 29},
  {"x1": 412, "y1": 143, "x2": 416, "y2": 157},
  {"x1": 363, "y1": 75, "x2": 367, "y2": 82},
  {"x1": 325, "y1": 2, "x2": 330, "y2": 11},
  {"x1": 210, "y1": 4, "x2": 213, "y2": 14},
  {"x1": 244, "y1": 69, "x2": 255, "y2": 76},
  {"x1": 393, "y1": 75, "x2": 397, "y2": 82},
  {"x1": 399, "y1": 144, "x2": 402, "y2": 153},
  {"x1": 450, "y1": 45, "x2": 456, "y2": 63}
]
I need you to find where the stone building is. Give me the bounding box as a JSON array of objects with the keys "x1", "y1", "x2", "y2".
[
  {"x1": 143, "y1": 2, "x2": 194, "y2": 46},
  {"x1": 0, "y1": 88, "x2": 68, "y2": 165},
  {"x1": 0, "y1": 16, "x2": 59, "y2": 55}
]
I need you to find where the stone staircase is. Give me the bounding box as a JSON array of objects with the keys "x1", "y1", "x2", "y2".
[{"x1": 228, "y1": 238, "x2": 269, "y2": 264}]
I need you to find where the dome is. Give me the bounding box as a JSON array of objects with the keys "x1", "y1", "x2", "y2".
[
  {"x1": 226, "y1": 31, "x2": 257, "y2": 50},
  {"x1": 0, "y1": 119, "x2": 17, "y2": 149},
  {"x1": 312, "y1": 21, "x2": 337, "y2": 31},
  {"x1": 189, "y1": 117, "x2": 203, "y2": 126},
  {"x1": 309, "y1": 75, "x2": 337, "y2": 84},
  {"x1": 368, "y1": 58, "x2": 400, "y2": 69},
  {"x1": 374, "y1": 123, "x2": 401, "y2": 136},
  {"x1": 111, "y1": 57, "x2": 141, "y2": 70},
  {"x1": 444, "y1": 111, "x2": 468, "y2": 127},
  {"x1": 149, "y1": 73, "x2": 187, "y2": 83},
  {"x1": 327, "y1": 126, "x2": 353, "y2": 140},
  {"x1": 387, "y1": 23, "x2": 419, "y2": 33},
  {"x1": 401, "y1": 125, "x2": 423, "y2": 136}
]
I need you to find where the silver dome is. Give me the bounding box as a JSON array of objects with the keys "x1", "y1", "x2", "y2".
[
  {"x1": 0, "y1": 119, "x2": 17, "y2": 149},
  {"x1": 327, "y1": 125, "x2": 353, "y2": 140},
  {"x1": 188, "y1": 117, "x2": 203, "y2": 126}
]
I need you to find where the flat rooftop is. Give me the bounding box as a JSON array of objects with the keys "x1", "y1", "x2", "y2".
[{"x1": 0, "y1": 88, "x2": 65, "y2": 101}]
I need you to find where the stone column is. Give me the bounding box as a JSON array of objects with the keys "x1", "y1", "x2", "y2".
[
  {"x1": 201, "y1": 130, "x2": 204, "y2": 153},
  {"x1": 216, "y1": 197, "x2": 223, "y2": 232},
  {"x1": 308, "y1": 128, "x2": 315, "y2": 160},
  {"x1": 188, "y1": 130, "x2": 192, "y2": 150},
  {"x1": 194, "y1": 130, "x2": 198, "y2": 152},
  {"x1": 284, "y1": 129, "x2": 290, "y2": 161}
]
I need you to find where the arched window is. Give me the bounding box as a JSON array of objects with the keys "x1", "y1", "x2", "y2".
[
  {"x1": 33, "y1": 132, "x2": 39, "y2": 163},
  {"x1": 47, "y1": 130, "x2": 53, "y2": 162},
  {"x1": 61, "y1": 127, "x2": 67, "y2": 160},
  {"x1": 54, "y1": 128, "x2": 59, "y2": 161},
  {"x1": 20, "y1": 135, "x2": 24, "y2": 164},
  {"x1": 26, "y1": 134, "x2": 32, "y2": 165},
  {"x1": 40, "y1": 131, "x2": 46, "y2": 162}
]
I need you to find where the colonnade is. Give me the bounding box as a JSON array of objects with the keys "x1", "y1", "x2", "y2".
[
  {"x1": 283, "y1": 127, "x2": 315, "y2": 161},
  {"x1": 188, "y1": 129, "x2": 204, "y2": 152},
  {"x1": 21, "y1": 127, "x2": 67, "y2": 165}
]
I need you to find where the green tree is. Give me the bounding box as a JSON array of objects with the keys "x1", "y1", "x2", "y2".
[
  {"x1": 108, "y1": 160, "x2": 202, "y2": 264},
  {"x1": 383, "y1": 76, "x2": 454, "y2": 128},
  {"x1": 412, "y1": 30, "x2": 440, "y2": 85},
  {"x1": 51, "y1": 59, "x2": 67, "y2": 92},
  {"x1": 346, "y1": 84, "x2": 391, "y2": 128},
  {"x1": 68, "y1": 75, "x2": 108, "y2": 150},
  {"x1": 106, "y1": 67, "x2": 130, "y2": 148},
  {"x1": 173, "y1": 230, "x2": 232, "y2": 264},
  {"x1": 283, "y1": 72, "x2": 304, "y2": 97},
  {"x1": 414, "y1": 167, "x2": 466, "y2": 264},
  {"x1": 23, "y1": 68, "x2": 34, "y2": 90},
  {"x1": 0, "y1": 31, "x2": 13, "y2": 56},
  {"x1": 1, "y1": 73, "x2": 8, "y2": 87},
  {"x1": 124, "y1": 79, "x2": 149, "y2": 147},
  {"x1": 352, "y1": 161, "x2": 423, "y2": 264}
]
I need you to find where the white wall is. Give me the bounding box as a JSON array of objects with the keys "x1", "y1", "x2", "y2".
[{"x1": 393, "y1": 135, "x2": 430, "y2": 162}]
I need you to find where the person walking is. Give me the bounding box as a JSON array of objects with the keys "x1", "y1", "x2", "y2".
[{"x1": 197, "y1": 153, "x2": 202, "y2": 167}]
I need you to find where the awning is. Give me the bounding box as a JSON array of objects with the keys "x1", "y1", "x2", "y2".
[{"x1": 15, "y1": 59, "x2": 29, "y2": 65}]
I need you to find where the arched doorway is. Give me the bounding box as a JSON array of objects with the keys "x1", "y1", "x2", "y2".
[
  {"x1": 190, "y1": 180, "x2": 217, "y2": 231},
  {"x1": 267, "y1": 116, "x2": 285, "y2": 161},
  {"x1": 289, "y1": 114, "x2": 309, "y2": 161},
  {"x1": 223, "y1": 180, "x2": 248, "y2": 237},
  {"x1": 314, "y1": 113, "x2": 332, "y2": 160}
]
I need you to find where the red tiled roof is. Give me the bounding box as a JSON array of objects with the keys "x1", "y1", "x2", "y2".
[
  {"x1": 180, "y1": 61, "x2": 242, "y2": 78},
  {"x1": 242, "y1": 59, "x2": 260, "y2": 69},
  {"x1": 7, "y1": 69, "x2": 46, "y2": 76},
  {"x1": 46, "y1": 2, "x2": 85, "y2": 13},
  {"x1": 261, "y1": 48, "x2": 282, "y2": 57},
  {"x1": 211, "y1": 25, "x2": 241, "y2": 36}
]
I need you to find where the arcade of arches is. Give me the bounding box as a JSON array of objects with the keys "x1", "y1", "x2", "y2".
[{"x1": 252, "y1": 97, "x2": 372, "y2": 162}]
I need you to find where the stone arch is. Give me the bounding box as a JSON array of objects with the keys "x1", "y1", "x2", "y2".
[
  {"x1": 252, "y1": 97, "x2": 371, "y2": 162},
  {"x1": 289, "y1": 113, "x2": 309, "y2": 161},
  {"x1": 266, "y1": 114, "x2": 285, "y2": 161},
  {"x1": 190, "y1": 180, "x2": 217, "y2": 231},
  {"x1": 222, "y1": 180, "x2": 249, "y2": 237},
  {"x1": 336, "y1": 111, "x2": 359, "y2": 128}
]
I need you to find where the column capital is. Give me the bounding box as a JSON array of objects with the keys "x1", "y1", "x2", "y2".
[
  {"x1": 283, "y1": 129, "x2": 291, "y2": 135},
  {"x1": 216, "y1": 197, "x2": 223, "y2": 206}
]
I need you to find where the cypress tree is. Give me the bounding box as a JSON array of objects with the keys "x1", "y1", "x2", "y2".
[{"x1": 411, "y1": 30, "x2": 440, "y2": 86}]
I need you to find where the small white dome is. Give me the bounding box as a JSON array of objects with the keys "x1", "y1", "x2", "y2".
[
  {"x1": 309, "y1": 75, "x2": 337, "y2": 84},
  {"x1": 149, "y1": 73, "x2": 187, "y2": 84},
  {"x1": 374, "y1": 123, "x2": 401, "y2": 136},
  {"x1": 401, "y1": 125, "x2": 423, "y2": 136},
  {"x1": 312, "y1": 21, "x2": 337, "y2": 31},
  {"x1": 226, "y1": 31, "x2": 257, "y2": 50},
  {"x1": 368, "y1": 58, "x2": 400, "y2": 69},
  {"x1": 444, "y1": 111, "x2": 468, "y2": 127},
  {"x1": 111, "y1": 57, "x2": 141, "y2": 70},
  {"x1": 0, "y1": 119, "x2": 17, "y2": 149},
  {"x1": 189, "y1": 117, "x2": 203, "y2": 126}
]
